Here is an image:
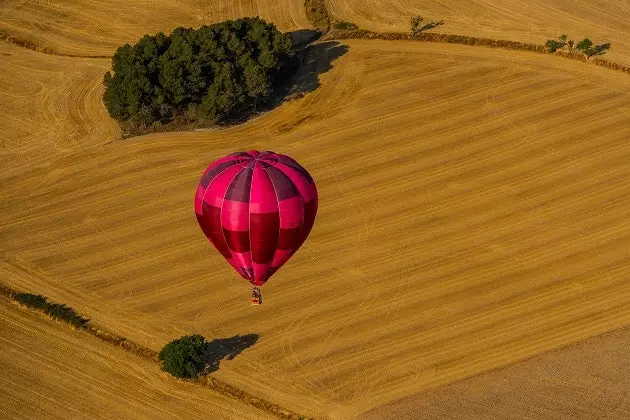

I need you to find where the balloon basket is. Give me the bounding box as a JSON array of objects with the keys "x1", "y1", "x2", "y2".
[{"x1": 250, "y1": 297, "x2": 261, "y2": 305}]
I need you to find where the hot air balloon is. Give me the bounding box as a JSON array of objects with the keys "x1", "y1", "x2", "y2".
[{"x1": 194, "y1": 150, "x2": 318, "y2": 305}]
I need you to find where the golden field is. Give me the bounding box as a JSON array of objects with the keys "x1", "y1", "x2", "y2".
[
  {"x1": 0, "y1": 0, "x2": 310, "y2": 56},
  {"x1": 360, "y1": 325, "x2": 630, "y2": 419},
  {"x1": 0, "y1": 297, "x2": 274, "y2": 419},
  {"x1": 2, "y1": 1, "x2": 630, "y2": 419},
  {"x1": 326, "y1": 0, "x2": 630, "y2": 67}
]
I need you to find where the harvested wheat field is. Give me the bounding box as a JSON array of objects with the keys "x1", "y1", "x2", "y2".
[
  {"x1": 360, "y1": 325, "x2": 630, "y2": 419},
  {"x1": 326, "y1": 0, "x2": 630, "y2": 66},
  {"x1": 0, "y1": 41, "x2": 117, "y2": 157},
  {"x1": 0, "y1": 0, "x2": 310, "y2": 56},
  {"x1": 0, "y1": 297, "x2": 274, "y2": 420},
  {"x1": 2, "y1": 32, "x2": 630, "y2": 419}
]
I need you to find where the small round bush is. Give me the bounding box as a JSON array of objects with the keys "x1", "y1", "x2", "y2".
[{"x1": 158, "y1": 334, "x2": 206, "y2": 379}]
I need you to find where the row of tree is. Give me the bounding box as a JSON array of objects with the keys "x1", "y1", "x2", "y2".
[
  {"x1": 102, "y1": 17, "x2": 298, "y2": 129},
  {"x1": 545, "y1": 34, "x2": 611, "y2": 58}
]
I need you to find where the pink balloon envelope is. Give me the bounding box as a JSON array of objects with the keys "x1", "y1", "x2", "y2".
[{"x1": 194, "y1": 151, "x2": 318, "y2": 286}]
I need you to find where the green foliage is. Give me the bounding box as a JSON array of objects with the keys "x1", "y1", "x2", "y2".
[
  {"x1": 545, "y1": 39, "x2": 564, "y2": 52},
  {"x1": 574, "y1": 38, "x2": 611, "y2": 58},
  {"x1": 411, "y1": 15, "x2": 424, "y2": 38},
  {"x1": 159, "y1": 335, "x2": 207, "y2": 379},
  {"x1": 333, "y1": 21, "x2": 359, "y2": 30},
  {"x1": 14, "y1": 293, "x2": 47, "y2": 309},
  {"x1": 304, "y1": 0, "x2": 330, "y2": 30},
  {"x1": 103, "y1": 17, "x2": 297, "y2": 128},
  {"x1": 14, "y1": 293, "x2": 89, "y2": 329},
  {"x1": 545, "y1": 34, "x2": 570, "y2": 52},
  {"x1": 585, "y1": 42, "x2": 611, "y2": 58},
  {"x1": 576, "y1": 38, "x2": 593, "y2": 52}
]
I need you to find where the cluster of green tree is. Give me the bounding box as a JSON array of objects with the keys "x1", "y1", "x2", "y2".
[
  {"x1": 158, "y1": 335, "x2": 207, "y2": 379},
  {"x1": 14, "y1": 293, "x2": 89, "y2": 329},
  {"x1": 103, "y1": 17, "x2": 298, "y2": 129},
  {"x1": 545, "y1": 34, "x2": 611, "y2": 58},
  {"x1": 410, "y1": 15, "x2": 445, "y2": 39}
]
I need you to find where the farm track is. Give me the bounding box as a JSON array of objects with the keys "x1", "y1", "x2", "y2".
[{"x1": 2, "y1": 1, "x2": 630, "y2": 419}]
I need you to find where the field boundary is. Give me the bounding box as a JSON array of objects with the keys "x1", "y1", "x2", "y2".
[
  {"x1": 301, "y1": 0, "x2": 629, "y2": 75},
  {"x1": 0, "y1": 31, "x2": 109, "y2": 58},
  {"x1": 0, "y1": 282, "x2": 315, "y2": 420},
  {"x1": 323, "y1": 29, "x2": 630, "y2": 75},
  {"x1": 2, "y1": 11, "x2": 628, "y2": 75}
]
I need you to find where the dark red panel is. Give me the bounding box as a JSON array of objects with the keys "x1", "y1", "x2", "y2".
[
  {"x1": 290, "y1": 198, "x2": 317, "y2": 256},
  {"x1": 250, "y1": 212, "x2": 280, "y2": 264},
  {"x1": 197, "y1": 204, "x2": 233, "y2": 259},
  {"x1": 223, "y1": 229, "x2": 251, "y2": 253}
]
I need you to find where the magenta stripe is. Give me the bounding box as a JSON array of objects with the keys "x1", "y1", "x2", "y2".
[
  {"x1": 277, "y1": 196, "x2": 304, "y2": 229},
  {"x1": 221, "y1": 200, "x2": 250, "y2": 231},
  {"x1": 249, "y1": 165, "x2": 279, "y2": 213}
]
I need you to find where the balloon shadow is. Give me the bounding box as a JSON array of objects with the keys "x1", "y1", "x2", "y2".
[{"x1": 202, "y1": 333, "x2": 259, "y2": 374}]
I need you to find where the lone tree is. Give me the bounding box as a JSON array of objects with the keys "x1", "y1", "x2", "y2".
[
  {"x1": 103, "y1": 17, "x2": 297, "y2": 131},
  {"x1": 159, "y1": 335, "x2": 207, "y2": 379}
]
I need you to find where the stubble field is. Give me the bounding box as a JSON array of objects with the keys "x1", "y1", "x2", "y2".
[
  {"x1": 2, "y1": 1, "x2": 630, "y2": 419},
  {"x1": 0, "y1": 297, "x2": 274, "y2": 420},
  {"x1": 326, "y1": 0, "x2": 630, "y2": 67}
]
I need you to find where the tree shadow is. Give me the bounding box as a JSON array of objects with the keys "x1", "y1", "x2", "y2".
[
  {"x1": 419, "y1": 20, "x2": 445, "y2": 32},
  {"x1": 288, "y1": 41, "x2": 349, "y2": 96},
  {"x1": 288, "y1": 28, "x2": 323, "y2": 48},
  {"x1": 202, "y1": 333, "x2": 259, "y2": 374}
]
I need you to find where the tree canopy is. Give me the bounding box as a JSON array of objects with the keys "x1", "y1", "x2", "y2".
[
  {"x1": 158, "y1": 335, "x2": 207, "y2": 379},
  {"x1": 103, "y1": 17, "x2": 297, "y2": 129}
]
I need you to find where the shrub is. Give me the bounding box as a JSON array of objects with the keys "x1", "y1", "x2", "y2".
[
  {"x1": 545, "y1": 39, "x2": 564, "y2": 52},
  {"x1": 14, "y1": 293, "x2": 89, "y2": 328},
  {"x1": 333, "y1": 21, "x2": 358, "y2": 31},
  {"x1": 103, "y1": 17, "x2": 297, "y2": 129},
  {"x1": 159, "y1": 335, "x2": 207, "y2": 379},
  {"x1": 576, "y1": 38, "x2": 593, "y2": 52},
  {"x1": 304, "y1": 0, "x2": 330, "y2": 30},
  {"x1": 411, "y1": 15, "x2": 423, "y2": 38},
  {"x1": 575, "y1": 38, "x2": 611, "y2": 58},
  {"x1": 545, "y1": 34, "x2": 571, "y2": 52},
  {"x1": 14, "y1": 293, "x2": 47, "y2": 309}
]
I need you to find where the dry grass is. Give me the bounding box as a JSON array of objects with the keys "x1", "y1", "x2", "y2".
[
  {"x1": 0, "y1": 42, "x2": 118, "y2": 161},
  {"x1": 0, "y1": 296, "x2": 276, "y2": 420},
  {"x1": 0, "y1": 0, "x2": 310, "y2": 56},
  {"x1": 325, "y1": 0, "x2": 630, "y2": 66},
  {"x1": 2, "y1": 34, "x2": 630, "y2": 419},
  {"x1": 360, "y1": 325, "x2": 630, "y2": 419}
]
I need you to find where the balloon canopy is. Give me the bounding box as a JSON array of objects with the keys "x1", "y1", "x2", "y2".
[{"x1": 194, "y1": 151, "x2": 318, "y2": 287}]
